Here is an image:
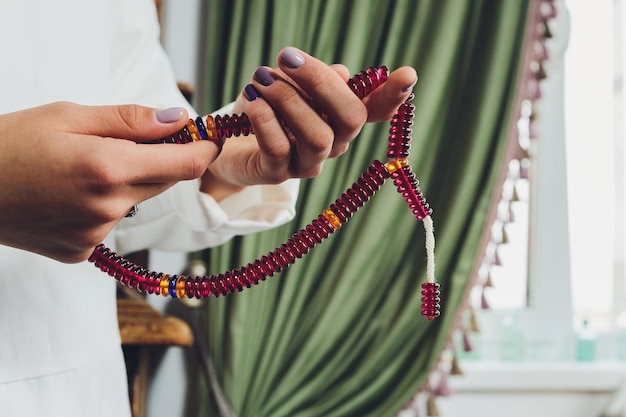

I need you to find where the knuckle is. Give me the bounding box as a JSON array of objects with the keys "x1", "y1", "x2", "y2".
[
  {"x1": 305, "y1": 130, "x2": 333, "y2": 157},
  {"x1": 342, "y1": 104, "x2": 368, "y2": 135},
  {"x1": 273, "y1": 84, "x2": 303, "y2": 109},
  {"x1": 264, "y1": 139, "x2": 292, "y2": 161},
  {"x1": 44, "y1": 101, "x2": 79, "y2": 121},
  {"x1": 78, "y1": 152, "x2": 125, "y2": 195},
  {"x1": 184, "y1": 153, "x2": 208, "y2": 179},
  {"x1": 354, "y1": 105, "x2": 369, "y2": 128},
  {"x1": 115, "y1": 104, "x2": 142, "y2": 131},
  {"x1": 51, "y1": 101, "x2": 76, "y2": 113},
  {"x1": 248, "y1": 103, "x2": 278, "y2": 129}
]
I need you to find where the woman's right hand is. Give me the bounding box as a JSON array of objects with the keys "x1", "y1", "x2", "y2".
[{"x1": 0, "y1": 102, "x2": 220, "y2": 263}]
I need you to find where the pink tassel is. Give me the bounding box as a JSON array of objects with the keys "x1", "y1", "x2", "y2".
[
  {"x1": 527, "y1": 78, "x2": 542, "y2": 100},
  {"x1": 462, "y1": 330, "x2": 474, "y2": 352},
  {"x1": 434, "y1": 372, "x2": 452, "y2": 397},
  {"x1": 481, "y1": 288, "x2": 490, "y2": 309},
  {"x1": 534, "y1": 40, "x2": 549, "y2": 61},
  {"x1": 493, "y1": 248, "x2": 502, "y2": 266},
  {"x1": 540, "y1": 1, "x2": 558, "y2": 19}
]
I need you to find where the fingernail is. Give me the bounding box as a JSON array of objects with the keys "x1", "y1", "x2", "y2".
[
  {"x1": 402, "y1": 80, "x2": 417, "y2": 93},
  {"x1": 279, "y1": 47, "x2": 305, "y2": 69},
  {"x1": 254, "y1": 67, "x2": 275, "y2": 86},
  {"x1": 243, "y1": 84, "x2": 260, "y2": 101},
  {"x1": 156, "y1": 107, "x2": 185, "y2": 123}
]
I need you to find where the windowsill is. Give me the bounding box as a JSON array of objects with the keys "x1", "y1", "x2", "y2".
[{"x1": 451, "y1": 361, "x2": 626, "y2": 392}]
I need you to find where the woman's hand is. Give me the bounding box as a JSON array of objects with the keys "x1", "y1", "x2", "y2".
[
  {"x1": 0, "y1": 102, "x2": 220, "y2": 262},
  {"x1": 201, "y1": 47, "x2": 418, "y2": 201}
]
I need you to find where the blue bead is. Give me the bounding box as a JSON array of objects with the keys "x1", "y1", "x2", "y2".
[
  {"x1": 196, "y1": 116, "x2": 208, "y2": 140},
  {"x1": 169, "y1": 275, "x2": 178, "y2": 298}
]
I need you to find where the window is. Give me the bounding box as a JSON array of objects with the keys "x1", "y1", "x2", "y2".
[
  {"x1": 566, "y1": 0, "x2": 624, "y2": 334},
  {"x1": 461, "y1": 0, "x2": 626, "y2": 362}
]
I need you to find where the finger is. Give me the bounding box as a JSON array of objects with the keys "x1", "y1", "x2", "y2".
[
  {"x1": 63, "y1": 132, "x2": 220, "y2": 202},
  {"x1": 109, "y1": 139, "x2": 221, "y2": 184},
  {"x1": 362, "y1": 66, "x2": 418, "y2": 122},
  {"x1": 238, "y1": 84, "x2": 295, "y2": 179},
  {"x1": 275, "y1": 47, "x2": 367, "y2": 142},
  {"x1": 50, "y1": 102, "x2": 190, "y2": 143},
  {"x1": 250, "y1": 68, "x2": 333, "y2": 177},
  {"x1": 58, "y1": 101, "x2": 222, "y2": 183}
]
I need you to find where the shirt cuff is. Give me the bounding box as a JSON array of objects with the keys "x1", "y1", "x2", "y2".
[{"x1": 114, "y1": 178, "x2": 300, "y2": 254}]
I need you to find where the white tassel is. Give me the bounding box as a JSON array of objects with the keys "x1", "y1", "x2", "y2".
[{"x1": 423, "y1": 215, "x2": 436, "y2": 284}]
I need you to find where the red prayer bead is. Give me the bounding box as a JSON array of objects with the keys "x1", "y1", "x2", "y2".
[{"x1": 421, "y1": 282, "x2": 441, "y2": 320}]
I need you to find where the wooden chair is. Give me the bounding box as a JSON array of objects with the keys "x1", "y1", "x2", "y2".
[{"x1": 118, "y1": 295, "x2": 194, "y2": 417}]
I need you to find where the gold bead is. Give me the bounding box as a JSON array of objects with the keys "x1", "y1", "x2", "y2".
[{"x1": 322, "y1": 209, "x2": 342, "y2": 229}]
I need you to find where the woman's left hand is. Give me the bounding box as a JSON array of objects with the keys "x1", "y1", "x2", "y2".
[{"x1": 201, "y1": 47, "x2": 418, "y2": 201}]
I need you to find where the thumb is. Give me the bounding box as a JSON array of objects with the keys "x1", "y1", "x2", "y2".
[
  {"x1": 64, "y1": 103, "x2": 190, "y2": 142},
  {"x1": 363, "y1": 66, "x2": 418, "y2": 122}
]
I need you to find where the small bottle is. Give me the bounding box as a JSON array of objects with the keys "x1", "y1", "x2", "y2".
[
  {"x1": 500, "y1": 310, "x2": 525, "y2": 362},
  {"x1": 576, "y1": 319, "x2": 596, "y2": 362}
]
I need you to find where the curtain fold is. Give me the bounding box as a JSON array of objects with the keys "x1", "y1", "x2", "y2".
[{"x1": 195, "y1": 1, "x2": 532, "y2": 416}]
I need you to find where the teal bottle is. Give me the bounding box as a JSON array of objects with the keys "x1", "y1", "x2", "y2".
[{"x1": 576, "y1": 319, "x2": 596, "y2": 362}]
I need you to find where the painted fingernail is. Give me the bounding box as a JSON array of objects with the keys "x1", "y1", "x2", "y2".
[
  {"x1": 254, "y1": 67, "x2": 275, "y2": 86},
  {"x1": 156, "y1": 107, "x2": 185, "y2": 123},
  {"x1": 279, "y1": 47, "x2": 305, "y2": 69},
  {"x1": 243, "y1": 84, "x2": 260, "y2": 101},
  {"x1": 402, "y1": 80, "x2": 417, "y2": 93}
]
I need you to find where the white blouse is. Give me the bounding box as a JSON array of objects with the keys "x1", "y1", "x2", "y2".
[{"x1": 0, "y1": 0, "x2": 298, "y2": 415}]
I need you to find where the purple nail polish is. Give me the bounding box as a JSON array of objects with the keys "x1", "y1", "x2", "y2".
[
  {"x1": 402, "y1": 80, "x2": 417, "y2": 93},
  {"x1": 156, "y1": 107, "x2": 185, "y2": 123},
  {"x1": 254, "y1": 67, "x2": 275, "y2": 86},
  {"x1": 244, "y1": 84, "x2": 260, "y2": 101},
  {"x1": 280, "y1": 47, "x2": 305, "y2": 69}
]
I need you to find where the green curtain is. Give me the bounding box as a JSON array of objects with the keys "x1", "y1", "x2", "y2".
[{"x1": 194, "y1": 1, "x2": 531, "y2": 416}]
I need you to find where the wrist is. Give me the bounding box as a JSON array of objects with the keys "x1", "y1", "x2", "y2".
[{"x1": 199, "y1": 169, "x2": 246, "y2": 202}]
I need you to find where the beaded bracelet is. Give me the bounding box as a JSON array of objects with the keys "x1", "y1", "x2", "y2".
[{"x1": 89, "y1": 66, "x2": 441, "y2": 320}]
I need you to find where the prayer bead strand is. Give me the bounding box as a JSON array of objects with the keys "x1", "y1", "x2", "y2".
[
  {"x1": 88, "y1": 66, "x2": 440, "y2": 320},
  {"x1": 152, "y1": 67, "x2": 390, "y2": 146},
  {"x1": 88, "y1": 160, "x2": 388, "y2": 297},
  {"x1": 387, "y1": 98, "x2": 414, "y2": 160},
  {"x1": 391, "y1": 165, "x2": 432, "y2": 221}
]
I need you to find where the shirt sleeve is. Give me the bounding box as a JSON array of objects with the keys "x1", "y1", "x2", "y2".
[{"x1": 108, "y1": 0, "x2": 299, "y2": 254}]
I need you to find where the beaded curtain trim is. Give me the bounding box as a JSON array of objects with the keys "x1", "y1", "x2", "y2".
[{"x1": 89, "y1": 66, "x2": 441, "y2": 320}]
